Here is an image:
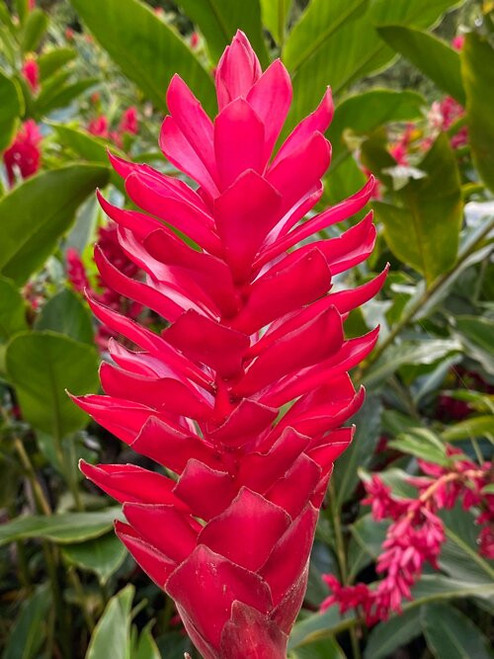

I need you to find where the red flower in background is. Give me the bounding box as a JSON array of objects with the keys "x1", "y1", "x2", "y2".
[
  {"x1": 3, "y1": 120, "x2": 42, "y2": 187},
  {"x1": 74, "y1": 31, "x2": 385, "y2": 657},
  {"x1": 21, "y1": 57, "x2": 40, "y2": 93},
  {"x1": 119, "y1": 106, "x2": 138, "y2": 135},
  {"x1": 88, "y1": 115, "x2": 110, "y2": 139},
  {"x1": 67, "y1": 223, "x2": 143, "y2": 351}
]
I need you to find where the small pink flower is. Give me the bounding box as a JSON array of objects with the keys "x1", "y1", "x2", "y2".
[
  {"x1": 3, "y1": 120, "x2": 42, "y2": 187},
  {"x1": 21, "y1": 58, "x2": 39, "y2": 94},
  {"x1": 66, "y1": 248, "x2": 90, "y2": 294},
  {"x1": 88, "y1": 115, "x2": 109, "y2": 139},
  {"x1": 190, "y1": 32, "x2": 199, "y2": 49},
  {"x1": 119, "y1": 107, "x2": 138, "y2": 135},
  {"x1": 452, "y1": 35, "x2": 465, "y2": 51}
]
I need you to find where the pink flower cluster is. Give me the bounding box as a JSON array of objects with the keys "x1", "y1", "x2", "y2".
[
  {"x1": 67, "y1": 223, "x2": 144, "y2": 350},
  {"x1": 3, "y1": 120, "x2": 42, "y2": 187},
  {"x1": 321, "y1": 448, "x2": 494, "y2": 625},
  {"x1": 87, "y1": 107, "x2": 139, "y2": 149}
]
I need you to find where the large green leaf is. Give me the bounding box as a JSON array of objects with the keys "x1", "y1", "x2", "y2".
[
  {"x1": 421, "y1": 603, "x2": 493, "y2": 659},
  {"x1": 0, "y1": 276, "x2": 27, "y2": 344},
  {"x1": 282, "y1": 0, "x2": 461, "y2": 132},
  {"x1": 291, "y1": 638, "x2": 345, "y2": 659},
  {"x1": 377, "y1": 26, "x2": 465, "y2": 104},
  {"x1": 332, "y1": 394, "x2": 382, "y2": 506},
  {"x1": 86, "y1": 585, "x2": 135, "y2": 659},
  {"x1": 62, "y1": 533, "x2": 127, "y2": 584},
  {"x1": 0, "y1": 70, "x2": 23, "y2": 152},
  {"x1": 177, "y1": 0, "x2": 268, "y2": 65},
  {"x1": 3, "y1": 586, "x2": 52, "y2": 659},
  {"x1": 364, "y1": 607, "x2": 422, "y2": 659},
  {"x1": 348, "y1": 514, "x2": 388, "y2": 581},
  {"x1": 38, "y1": 48, "x2": 77, "y2": 80},
  {"x1": 71, "y1": 0, "x2": 215, "y2": 114},
  {"x1": 260, "y1": 0, "x2": 292, "y2": 46},
  {"x1": 21, "y1": 8, "x2": 48, "y2": 52},
  {"x1": 363, "y1": 338, "x2": 462, "y2": 387},
  {"x1": 462, "y1": 33, "x2": 494, "y2": 193},
  {"x1": 0, "y1": 164, "x2": 109, "y2": 285},
  {"x1": 0, "y1": 508, "x2": 121, "y2": 546},
  {"x1": 439, "y1": 506, "x2": 494, "y2": 583},
  {"x1": 442, "y1": 415, "x2": 494, "y2": 441},
  {"x1": 373, "y1": 134, "x2": 463, "y2": 286},
  {"x1": 34, "y1": 288, "x2": 94, "y2": 345},
  {"x1": 5, "y1": 331, "x2": 99, "y2": 437},
  {"x1": 328, "y1": 88, "x2": 424, "y2": 164}
]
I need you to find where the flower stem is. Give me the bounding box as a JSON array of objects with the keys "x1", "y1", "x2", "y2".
[{"x1": 327, "y1": 481, "x2": 362, "y2": 659}]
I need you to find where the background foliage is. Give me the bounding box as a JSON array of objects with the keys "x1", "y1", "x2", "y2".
[{"x1": 0, "y1": 0, "x2": 493, "y2": 657}]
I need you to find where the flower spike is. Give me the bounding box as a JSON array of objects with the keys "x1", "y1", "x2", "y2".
[{"x1": 75, "y1": 31, "x2": 384, "y2": 658}]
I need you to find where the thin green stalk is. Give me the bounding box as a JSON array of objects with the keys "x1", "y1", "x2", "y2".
[
  {"x1": 13, "y1": 437, "x2": 72, "y2": 656},
  {"x1": 358, "y1": 216, "x2": 494, "y2": 379},
  {"x1": 327, "y1": 481, "x2": 362, "y2": 659},
  {"x1": 68, "y1": 568, "x2": 95, "y2": 632}
]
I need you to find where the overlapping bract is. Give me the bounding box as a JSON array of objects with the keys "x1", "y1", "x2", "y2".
[{"x1": 75, "y1": 31, "x2": 384, "y2": 659}]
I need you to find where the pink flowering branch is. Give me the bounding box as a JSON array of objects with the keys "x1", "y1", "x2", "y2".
[
  {"x1": 73, "y1": 31, "x2": 385, "y2": 657},
  {"x1": 321, "y1": 449, "x2": 494, "y2": 625}
]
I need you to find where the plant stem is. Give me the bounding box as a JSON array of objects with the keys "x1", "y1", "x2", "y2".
[
  {"x1": 14, "y1": 436, "x2": 52, "y2": 516},
  {"x1": 68, "y1": 568, "x2": 95, "y2": 632},
  {"x1": 357, "y1": 216, "x2": 494, "y2": 379},
  {"x1": 327, "y1": 481, "x2": 362, "y2": 659}
]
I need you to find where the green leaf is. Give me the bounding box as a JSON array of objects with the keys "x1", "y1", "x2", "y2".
[
  {"x1": 71, "y1": 0, "x2": 215, "y2": 114},
  {"x1": 439, "y1": 505, "x2": 494, "y2": 583},
  {"x1": 328, "y1": 88, "x2": 424, "y2": 162},
  {"x1": 348, "y1": 514, "x2": 388, "y2": 580},
  {"x1": 0, "y1": 508, "x2": 121, "y2": 546},
  {"x1": 364, "y1": 607, "x2": 422, "y2": 659},
  {"x1": 0, "y1": 70, "x2": 23, "y2": 152},
  {"x1": 462, "y1": 33, "x2": 494, "y2": 193},
  {"x1": 5, "y1": 331, "x2": 99, "y2": 437},
  {"x1": 21, "y1": 8, "x2": 48, "y2": 52},
  {"x1": 38, "y1": 48, "x2": 77, "y2": 80},
  {"x1": 332, "y1": 394, "x2": 382, "y2": 507},
  {"x1": 86, "y1": 585, "x2": 135, "y2": 659},
  {"x1": 0, "y1": 164, "x2": 109, "y2": 286},
  {"x1": 456, "y1": 315, "x2": 494, "y2": 354},
  {"x1": 373, "y1": 133, "x2": 463, "y2": 286},
  {"x1": 282, "y1": 0, "x2": 462, "y2": 132},
  {"x1": 51, "y1": 123, "x2": 112, "y2": 163},
  {"x1": 389, "y1": 428, "x2": 448, "y2": 465},
  {"x1": 34, "y1": 289, "x2": 94, "y2": 345},
  {"x1": 363, "y1": 338, "x2": 462, "y2": 388},
  {"x1": 0, "y1": 276, "x2": 27, "y2": 344},
  {"x1": 442, "y1": 415, "x2": 494, "y2": 441},
  {"x1": 421, "y1": 602, "x2": 493, "y2": 659},
  {"x1": 260, "y1": 0, "x2": 292, "y2": 45},
  {"x1": 291, "y1": 637, "x2": 345, "y2": 659},
  {"x1": 133, "y1": 626, "x2": 162, "y2": 659},
  {"x1": 176, "y1": 0, "x2": 268, "y2": 65},
  {"x1": 3, "y1": 586, "x2": 52, "y2": 659},
  {"x1": 377, "y1": 26, "x2": 465, "y2": 104},
  {"x1": 34, "y1": 77, "x2": 99, "y2": 117},
  {"x1": 62, "y1": 533, "x2": 127, "y2": 584}
]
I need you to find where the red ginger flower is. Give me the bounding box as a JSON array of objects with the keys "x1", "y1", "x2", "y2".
[
  {"x1": 74, "y1": 31, "x2": 384, "y2": 658},
  {"x1": 21, "y1": 57, "x2": 40, "y2": 93},
  {"x1": 3, "y1": 120, "x2": 42, "y2": 187}
]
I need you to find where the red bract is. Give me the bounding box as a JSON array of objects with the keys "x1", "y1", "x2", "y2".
[
  {"x1": 3, "y1": 120, "x2": 42, "y2": 187},
  {"x1": 21, "y1": 57, "x2": 39, "y2": 93},
  {"x1": 75, "y1": 31, "x2": 384, "y2": 658}
]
